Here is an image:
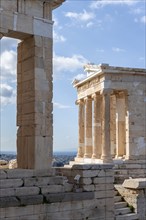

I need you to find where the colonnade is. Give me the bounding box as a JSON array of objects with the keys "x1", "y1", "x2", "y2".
[{"x1": 76, "y1": 89, "x2": 127, "y2": 163}]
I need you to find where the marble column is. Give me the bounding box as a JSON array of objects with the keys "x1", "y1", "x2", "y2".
[
  {"x1": 76, "y1": 99, "x2": 85, "y2": 158},
  {"x1": 101, "y1": 89, "x2": 112, "y2": 163},
  {"x1": 125, "y1": 92, "x2": 130, "y2": 159},
  {"x1": 84, "y1": 96, "x2": 92, "y2": 158},
  {"x1": 116, "y1": 92, "x2": 126, "y2": 157},
  {"x1": 92, "y1": 93, "x2": 102, "y2": 159},
  {"x1": 110, "y1": 95, "x2": 116, "y2": 158}
]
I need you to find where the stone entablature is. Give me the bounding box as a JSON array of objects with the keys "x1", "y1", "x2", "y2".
[{"x1": 73, "y1": 63, "x2": 146, "y2": 163}]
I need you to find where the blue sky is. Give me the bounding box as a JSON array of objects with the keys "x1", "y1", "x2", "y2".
[{"x1": 0, "y1": 0, "x2": 145, "y2": 153}]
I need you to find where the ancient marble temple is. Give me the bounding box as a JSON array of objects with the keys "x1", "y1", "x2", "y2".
[{"x1": 73, "y1": 63, "x2": 146, "y2": 163}]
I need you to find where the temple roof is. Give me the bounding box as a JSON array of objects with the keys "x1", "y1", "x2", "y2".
[{"x1": 73, "y1": 63, "x2": 146, "y2": 87}]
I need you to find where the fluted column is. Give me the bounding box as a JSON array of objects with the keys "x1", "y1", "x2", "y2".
[
  {"x1": 116, "y1": 92, "x2": 126, "y2": 157},
  {"x1": 76, "y1": 99, "x2": 85, "y2": 158},
  {"x1": 101, "y1": 89, "x2": 112, "y2": 163},
  {"x1": 110, "y1": 95, "x2": 116, "y2": 157},
  {"x1": 92, "y1": 93, "x2": 102, "y2": 159},
  {"x1": 84, "y1": 96, "x2": 92, "y2": 158},
  {"x1": 125, "y1": 92, "x2": 130, "y2": 159}
]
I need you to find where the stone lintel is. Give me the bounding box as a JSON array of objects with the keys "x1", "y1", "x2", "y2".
[
  {"x1": 123, "y1": 178, "x2": 146, "y2": 189},
  {"x1": 0, "y1": 12, "x2": 53, "y2": 39}
]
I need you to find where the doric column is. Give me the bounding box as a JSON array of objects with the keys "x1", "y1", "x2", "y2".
[
  {"x1": 116, "y1": 92, "x2": 126, "y2": 157},
  {"x1": 76, "y1": 99, "x2": 85, "y2": 158},
  {"x1": 84, "y1": 96, "x2": 92, "y2": 158},
  {"x1": 101, "y1": 89, "x2": 112, "y2": 163},
  {"x1": 92, "y1": 93, "x2": 102, "y2": 159}
]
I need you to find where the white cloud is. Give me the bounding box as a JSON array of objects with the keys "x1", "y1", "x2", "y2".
[
  {"x1": 140, "y1": 16, "x2": 146, "y2": 24},
  {"x1": 86, "y1": 22, "x2": 94, "y2": 28},
  {"x1": 134, "y1": 15, "x2": 146, "y2": 24},
  {"x1": 0, "y1": 37, "x2": 18, "y2": 52},
  {"x1": 53, "y1": 16, "x2": 59, "y2": 27},
  {"x1": 0, "y1": 83, "x2": 16, "y2": 106},
  {"x1": 131, "y1": 7, "x2": 144, "y2": 15},
  {"x1": 65, "y1": 10, "x2": 95, "y2": 22},
  {"x1": 53, "y1": 16, "x2": 66, "y2": 43},
  {"x1": 53, "y1": 31, "x2": 66, "y2": 43},
  {"x1": 90, "y1": 0, "x2": 138, "y2": 9},
  {"x1": 53, "y1": 53, "x2": 89, "y2": 75},
  {"x1": 54, "y1": 102, "x2": 72, "y2": 109},
  {"x1": 0, "y1": 37, "x2": 17, "y2": 106},
  {"x1": 112, "y1": 47, "x2": 126, "y2": 52},
  {"x1": 0, "y1": 50, "x2": 17, "y2": 79},
  {"x1": 73, "y1": 73, "x2": 86, "y2": 81}
]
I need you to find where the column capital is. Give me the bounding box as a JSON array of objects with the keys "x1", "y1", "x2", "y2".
[
  {"x1": 84, "y1": 96, "x2": 92, "y2": 102},
  {"x1": 100, "y1": 89, "x2": 113, "y2": 96},
  {"x1": 75, "y1": 99, "x2": 84, "y2": 105},
  {"x1": 114, "y1": 89, "x2": 128, "y2": 96},
  {"x1": 92, "y1": 92, "x2": 100, "y2": 99}
]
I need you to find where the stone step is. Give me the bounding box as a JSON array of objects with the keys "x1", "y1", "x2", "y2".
[
  {"x1": 115, "y1": 201, "x2": 127, "y2": 209},
  {"x1": 114, "y1": 190, "x2": 119, "y2": 196},
  {"x1": 114, "y1": 187, "x2": 138, "y2": 220},
  {"x1": 116, "y1": 213, "x2": 139, "y2": 220},
  {"x1": 114, "y1": 195, "x2": 122, "y2": 202},
  {"x1": 115, "y1": 207, "x2": 131, "y2": 215}
]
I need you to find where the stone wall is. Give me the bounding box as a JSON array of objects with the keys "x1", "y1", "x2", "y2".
[
  {"x1": 0, "y1": 164, "x2": 114, "y2": 220},
  {"x1": 115, "y1": 178, "x2": 146, "y2": 220},
  {"x1": 114, "y1": 160, "x2": 146, "y2": 184}
]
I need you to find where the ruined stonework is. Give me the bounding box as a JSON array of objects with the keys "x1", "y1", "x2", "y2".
[
  {"x1": 0, "y1": 165, "x2": 114, "y2": 220},
  {"x1": 0, "y1": 0, "x2": 64, "y2": 169},
  {"x1": 73, "y1": 63, "x2": 146, "y2": 163},
  {"x1": 0, "y1": 1, "x2": 146, "y2": 220},
  {"x1": 115, "y1": 179, "x2": 146, "y2": 220}
]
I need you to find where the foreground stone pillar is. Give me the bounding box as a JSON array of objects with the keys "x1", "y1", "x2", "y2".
[
  {"x1": 17, "y1": 36, "x2": 53, "y2": 169},
  {"x1": 84, "y1": 96, "x2": 92, "y2": 158},
  {"x1": 92, "y1": 93, "x2": 102, "y2": 159},
  {"x1": 116, "y1": 92, "x2": 126, "y2": 157},
  {"x1": 101, "y1": 90, "x2": 112, "y2": 163},
  {"x1": 0, "y1": 0, "x2": 65, "y2": 169},
  {"x1": 77, "y1": 99, "x2": 85, "y2": 157}
]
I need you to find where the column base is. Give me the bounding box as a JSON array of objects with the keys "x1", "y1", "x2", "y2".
[
  {"x1": 92, "y1": 154, "x2": 101, "y2": 159},
  {"x1": 101, "y1": 155, "x2": 113, "y2": 163},
  {"x1": 68, "y1": 157, "x2": 113, "y2": 165},
  {"x1": 84, "y1": 154, "x2": 92, "y2": 158}
]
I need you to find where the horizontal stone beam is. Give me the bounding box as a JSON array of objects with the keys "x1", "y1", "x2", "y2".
[
  {"x1": 0, "y1": 192, "x2": 94, "y2": 208},
  {"x1": 44, "y1": 192, "x2": 94, "y2": 203}
]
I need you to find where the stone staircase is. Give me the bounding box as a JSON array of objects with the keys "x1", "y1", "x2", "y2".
[{"x1": 114, "y1": 187, "x2": 139, "y2": 220}]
